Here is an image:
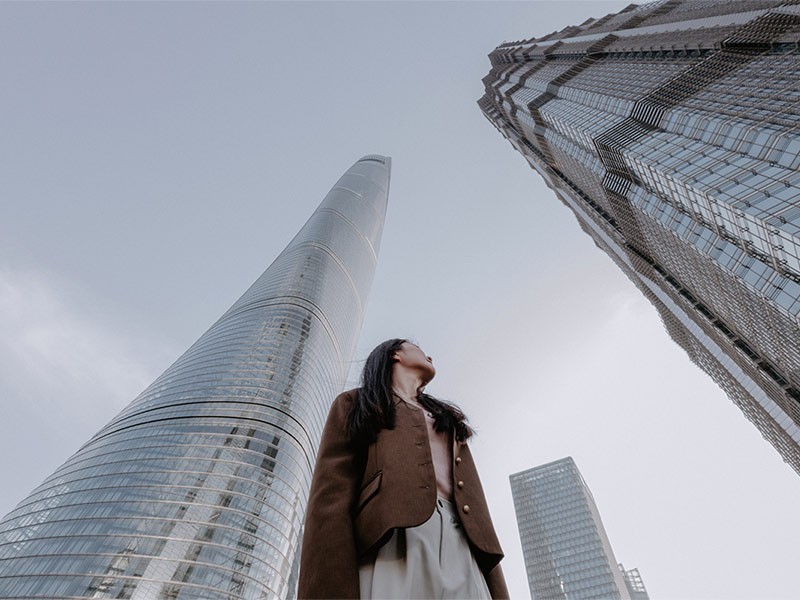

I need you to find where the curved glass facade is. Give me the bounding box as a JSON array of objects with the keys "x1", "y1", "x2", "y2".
[
  {"x1": 480, "y1": 1, "x2": 800, "y2": 473},
  {"x1": 0, "y1": 155, "x2": 391, "y2": 599}
]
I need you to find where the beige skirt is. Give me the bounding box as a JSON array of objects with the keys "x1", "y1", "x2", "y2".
[{"x1": 358, "y1": 497, "x2": 492, "y2": 599}]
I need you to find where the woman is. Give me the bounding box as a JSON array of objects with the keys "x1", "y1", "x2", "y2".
[{"x1": 298, "y1": 339, "x2": 508, "y2": 599}]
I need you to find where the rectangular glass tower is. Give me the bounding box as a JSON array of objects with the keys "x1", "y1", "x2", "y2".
[
  {"x1": 0, "y1": 155, "x2": 391, "y2": 599},
  {"x1": 480, "y1": 0, "x2": 800, "y2": 473},
  {"x1": 510, "y1": 458, "x2": 647, "y2": 600}
]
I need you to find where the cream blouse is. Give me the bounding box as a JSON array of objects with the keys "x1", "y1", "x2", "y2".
[{"x1": 401, "y1": 399, "x2": 453, "y2": 501}]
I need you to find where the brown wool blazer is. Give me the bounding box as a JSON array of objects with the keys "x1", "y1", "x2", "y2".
[{"x1": 298, "y1": 388, "x2": 508, "y2": 599}]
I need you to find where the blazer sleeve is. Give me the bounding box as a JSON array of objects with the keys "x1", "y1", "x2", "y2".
[
  {"x1": 486, "y1": 563, "x2": 510, "y2": 599},
  {"x1": 297, "y1": 392, "x2": 363, "y2": 599}
]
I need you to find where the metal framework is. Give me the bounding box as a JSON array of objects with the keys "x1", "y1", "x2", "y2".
[{"x1": 481, "y1": 0, "x2": 800, "y2": 474}]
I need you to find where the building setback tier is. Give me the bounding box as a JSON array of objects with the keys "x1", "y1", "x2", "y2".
[{"x1": 480, "y1": 0, "x2": 800, "y2": 474}]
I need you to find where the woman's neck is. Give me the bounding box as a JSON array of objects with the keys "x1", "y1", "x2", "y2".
[{"x1": 392, "y1": 373, "x2": 424, "y2": 405}]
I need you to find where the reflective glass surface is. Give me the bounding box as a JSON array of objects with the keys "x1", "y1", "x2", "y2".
[
  {"x1": 0, "y1": 156, "x2": 390, "y2": 599},
  {"x1": 510, "y1": 459, "x2": 634, "y2": 600},
  {"x1": 480, "y1": 0, "x2": 800, "y2": 473}
]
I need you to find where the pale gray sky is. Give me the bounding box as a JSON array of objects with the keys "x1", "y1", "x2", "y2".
[{"x1": 2, "y1": 2, "x2": 799, "y2": 599}]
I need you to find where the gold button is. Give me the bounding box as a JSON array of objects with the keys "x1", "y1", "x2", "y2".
[
  {"x1": 455, "y1": 457, "x2": 462, "y2": 465},
  {"x1": 463, "y1": 504, "x2": 470, "y2": 514},
  {"x1": 457, "y1": 480, "x2": 464, "y2": 489}
]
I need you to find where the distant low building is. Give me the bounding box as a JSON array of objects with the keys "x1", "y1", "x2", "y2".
[{"x1": 620, "y1": 563, "x2": 651, "y2": 600}]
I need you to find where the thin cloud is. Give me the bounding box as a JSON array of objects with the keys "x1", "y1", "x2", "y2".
[
  {"x1": 0, "y1": 267, "x2": 175, "y2": 517},
  {"x1": 0, "y1": 268, "x2": 157, "y2": 400}
]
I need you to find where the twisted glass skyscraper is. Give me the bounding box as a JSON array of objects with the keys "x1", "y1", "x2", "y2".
[
  {"x1": 510, "y1": 458, "x2": 648, "y2": 600},
  {"x1": 0, "y1": 155, "x2": 391, "y2": 599},
  {"x1": 480, "y1": 0, "x2": 800, "y2": 473}
]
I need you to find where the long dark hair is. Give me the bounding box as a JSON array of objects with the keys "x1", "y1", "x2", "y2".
[{"x1": 347, "y1": 338, "x2": 474, "y2": 445}]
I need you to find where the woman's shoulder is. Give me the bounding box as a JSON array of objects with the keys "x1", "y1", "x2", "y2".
[
  {"x1": 326, "y1": 387, "x2": 361, "y2": 417},
  {"x1": 334, "y1": 387, "x2": 361, "y2": 404}
]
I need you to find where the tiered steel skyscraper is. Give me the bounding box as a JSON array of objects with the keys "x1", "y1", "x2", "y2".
[
  {"x1": 510, "y1": 458, "x2": 649, "y2": 600},
  {"x1": 0, "y1": 155, "x2": 391, "y2": 599},
  {"x1": 480, "y1": 0, "x2": 800, "y2": 473}
]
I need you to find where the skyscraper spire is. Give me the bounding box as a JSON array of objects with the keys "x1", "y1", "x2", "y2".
[{"x1": 0, "y1": 155, "x2": 391, "y2": 599}]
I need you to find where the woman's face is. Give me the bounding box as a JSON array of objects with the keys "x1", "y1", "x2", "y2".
[{"x1": 394, "y1": 342, "x2": 436, "y2": 382}]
